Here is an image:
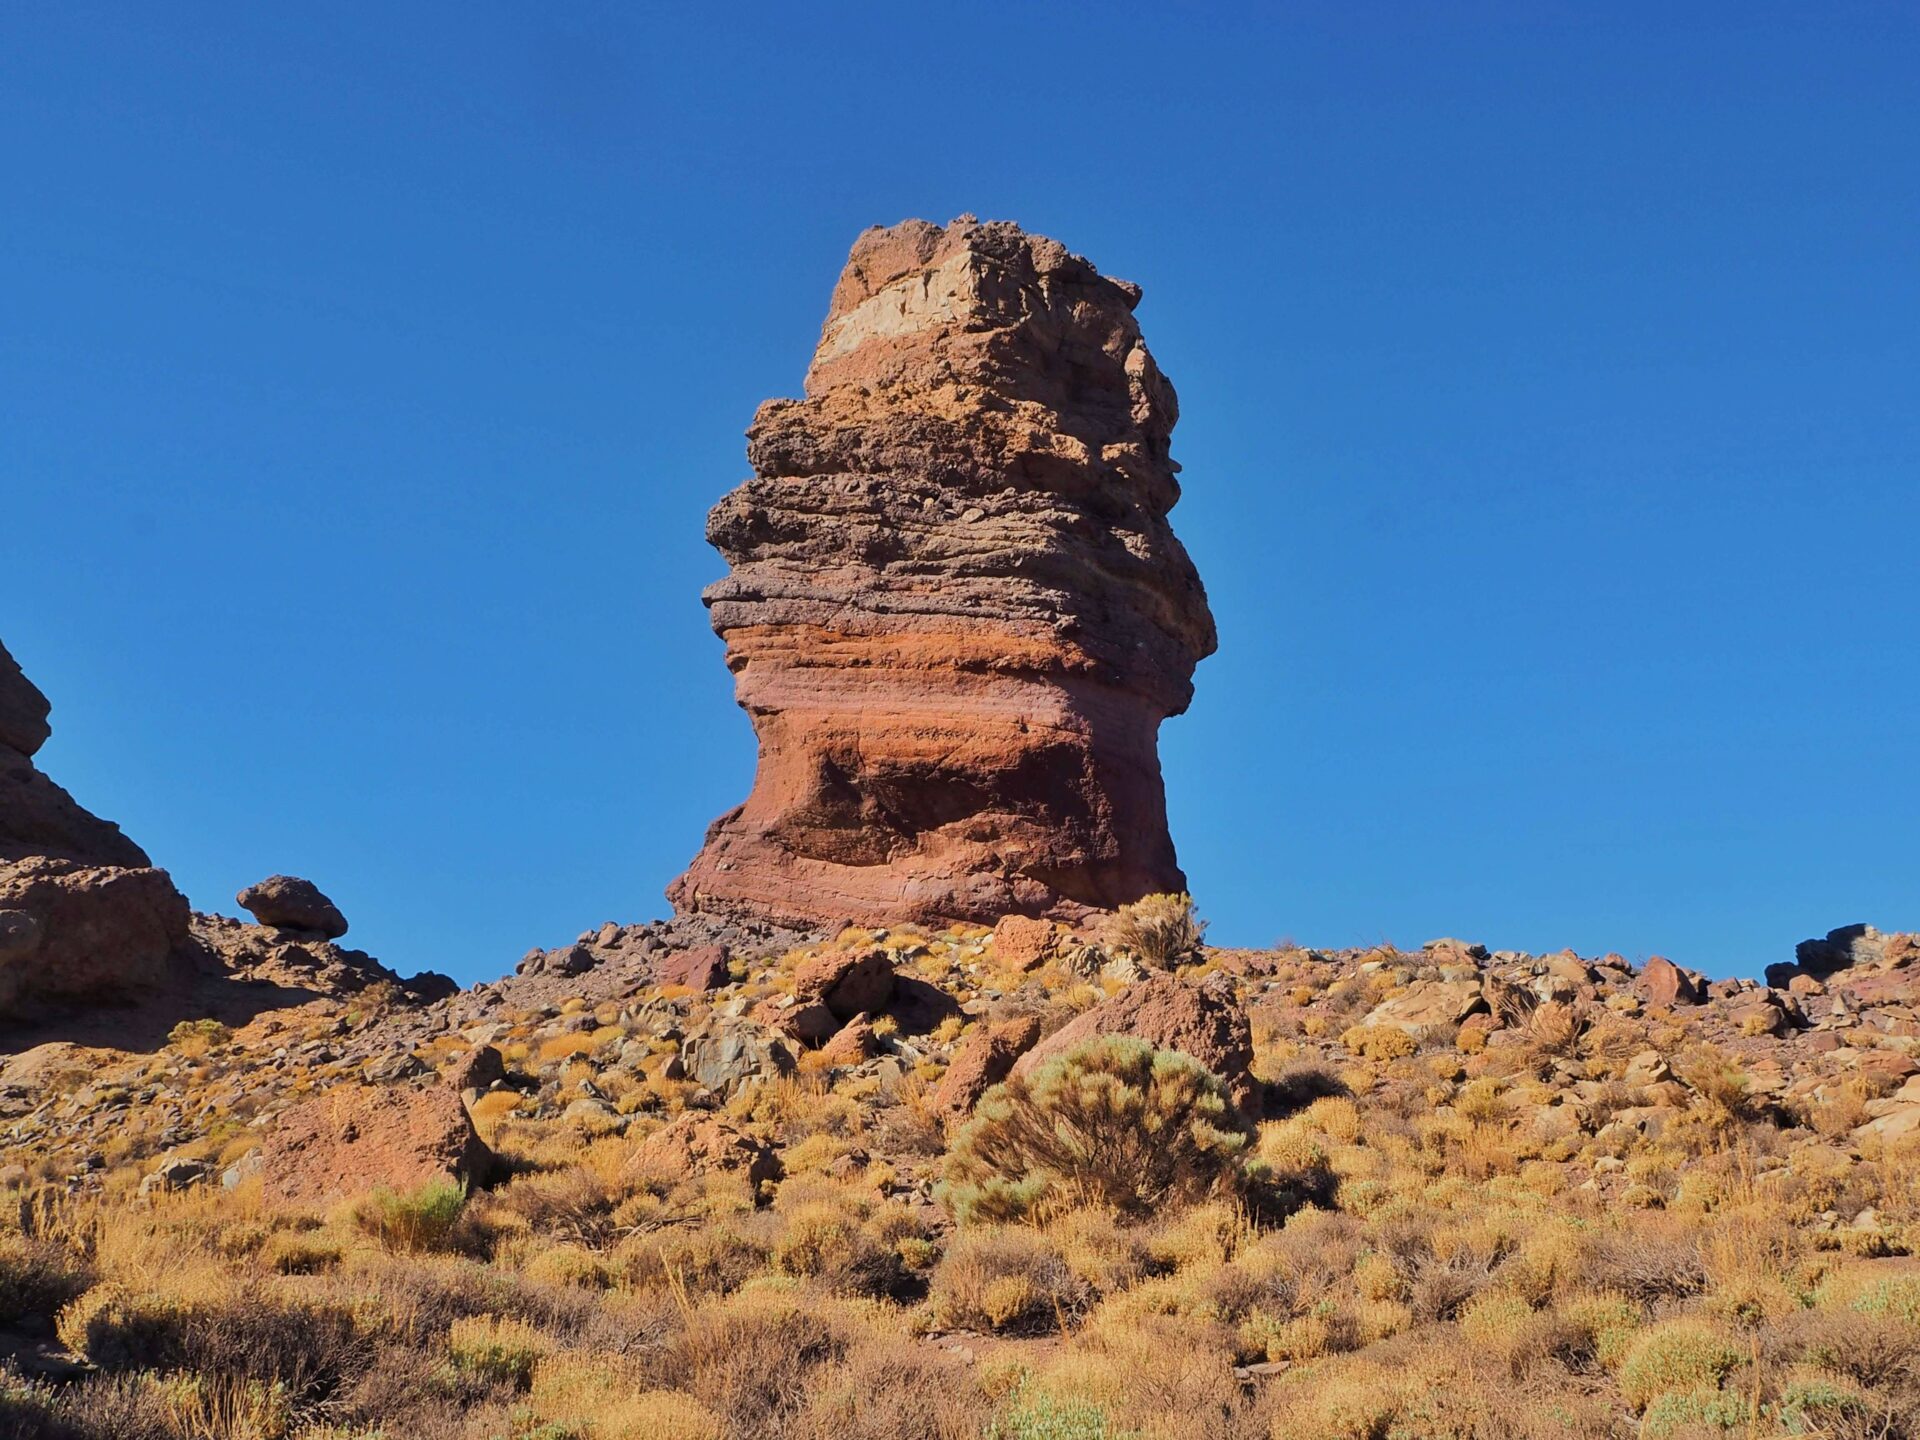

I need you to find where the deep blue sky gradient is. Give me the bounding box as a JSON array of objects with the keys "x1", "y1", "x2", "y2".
[{"x1": 4, "y1": 4, "x2": 1915, "y2": 983}]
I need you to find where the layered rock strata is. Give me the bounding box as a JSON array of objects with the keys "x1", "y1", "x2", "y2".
[{"x1": 670, "y1": 217, "x2": 1216, "y2": 928}]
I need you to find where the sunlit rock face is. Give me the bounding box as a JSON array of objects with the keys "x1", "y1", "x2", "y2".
[{"x1": 669, "y1": 217, "x2": 1215, "y2": 929}]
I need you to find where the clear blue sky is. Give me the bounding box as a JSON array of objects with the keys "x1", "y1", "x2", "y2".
[{"x1": 4, "y1": 4, "x2": 1914, "y2": 984}]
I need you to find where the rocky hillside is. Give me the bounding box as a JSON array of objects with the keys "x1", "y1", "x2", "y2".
[
  {"x1": 4, "y1": 217, "x2": 1916, "y2": 1439},
  {"x1": 5, "y1": 904, "x2": 1920, "y2": 1438}
]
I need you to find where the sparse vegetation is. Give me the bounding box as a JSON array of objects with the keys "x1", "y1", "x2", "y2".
[
  {"x1": 938, "y1": 1036, "x2": 1255, "y2": 1224},
  {"x1": 5, "y1": 920, "x2": 1920, "y2": 1438},
  {"x1": 1105, "y1": 892, "x2": 1207, "y2": 968}
]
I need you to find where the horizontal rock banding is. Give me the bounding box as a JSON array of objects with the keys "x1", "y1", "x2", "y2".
[{"x1": 671, "y1": 217, "x2": 1215, "y2": 929}]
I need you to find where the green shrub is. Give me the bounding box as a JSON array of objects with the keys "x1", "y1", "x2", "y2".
[
  {"x1": 353, "y1": 1178, "x2": 469, "y2": 1252},
  {"x1": 1106, "y1": 893, "x2": 1206, "y2": 968},
  {"x1": 1850, "y1": 1274, "x2": 1920, "y2": 1325},
  {"x1": 990, "y1": 1386, "x2": 1117, "y2": 1440},
  {"x1": 938, "y1": 1037, "x2": 1253, "y2": 1225},
  {"x1": 1641, "y1": 1387, "x2": 1748, "y2": 1437},
  {"x1": 1618, "y1": 1320, "x2": 1743, "y2": 1411},
  {"x1": 447, "y1": 1313, "x2": 551, "y2": 1388}
]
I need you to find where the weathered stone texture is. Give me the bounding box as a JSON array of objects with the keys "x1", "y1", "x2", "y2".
[{"x1": 670, "y1": 217, "x2": 1215, "y2": 930}]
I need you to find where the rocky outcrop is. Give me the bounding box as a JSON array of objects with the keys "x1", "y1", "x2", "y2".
[
  {"x1": 669, "y1": 217, "x2": 1216, "y2": 930},
  {"x1": 188, "y1": 913, "x2": 454, "y2": 1003},
  {"x1": 1013, "y1": 972, "x2": 1258, "y2": 1114},
  {"x1": 1641, "y1": 954, "x2": 1704, "y2": 1007},
  {"x1": 934, "y1": 1012, "x2": 1043, "y2": 1118},
  {"x1": 258, "y1": 1082, "x2": 494, "y2": 1204},
  {"x1": 625, "y1": 1114, "x2": 780, "y2": 1190},
  {"x1": 236, "y1": 875, "x2": 348, "y2": 939},
  {"x1": 0, "y1": 640, "x2": 191, "y2": 1015}
]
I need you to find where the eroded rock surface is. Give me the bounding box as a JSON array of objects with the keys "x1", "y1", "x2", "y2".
[
  {"x1": 237, "y1": 875, "x2": 349, "y2": 939},
  {"x1": 670, "y1": 217, "x2": 1215, "y2": 930},
  {"x1": 258, "y1": 1081, "x2": 493, "y2": 1204},
  {"x1": 1013, "y1": 971, "x2": 1258, "y2": 1114},
  {"x1": 0, "y1": 640, "x2": 191, "y2": 1014}
]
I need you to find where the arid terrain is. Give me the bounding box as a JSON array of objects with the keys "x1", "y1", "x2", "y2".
[{"x1": 5, "y1": 219, "x2": 1918, "y2": 1439}]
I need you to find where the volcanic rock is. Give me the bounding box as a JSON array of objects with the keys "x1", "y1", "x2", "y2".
[
  {"x1": 679, "y1": 1022, "x2": 796, "y2": 1098},
  {"x1": 187, "y1": 913, "x2": 451, "y2": 1003},
  {"x1": 1640, "y1": 955, "x2": 1704, "y2": 1008},
  {"x1": 669, "y1": 217, "x2": 1216, "y2": 930},
  {"x1": 1360, "y1": 979, "x2": 1488, "y2": 1040},
  {"x1": 625, "y1": 1113, "x2": 780, "y2": 1190},
  {"x1": 792, "y1": 946, "x2": 896, "y2": 1022},
  {"x1": 258, "y1": 1081, "x2": 494, "y2": 1204},
  {"x1": 933, "y1": 1012, "x2": 1043, "y2": 1117},
  {"x1": 0, "y1": 640, "x2": 193, "y2": 1015},
  {"x1": 991, "y1": 915, "x2": 1059, "y2": 972},
  {"x1": 1013, "y1": 971, "x2": 1257, "y2": 1114},
  {"x1": 660, "y1": 944, "x2": 731, "y2": 991},
  {"x1": 236, "y1": 875, "x2": 349, "y2": 939}
]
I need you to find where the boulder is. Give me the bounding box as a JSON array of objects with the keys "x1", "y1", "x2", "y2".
[
  {"x1": 792, "y1": 947, "x2": 895, "y2": 1022},
  {"x1": 753, "y1": 996, "x2": 840, "y2": 1046},
  {"x1": 0, "y1": 640, "x2": 52, "y2": 757},
  {"x1": 1640, "y1": 955, "x2": 1703, "y2": 1007},
  {"x1": 991, "y1": 915, "x2": 1058, "y2": 972},
  {"x1": 1359, "y1": 980, "x2": 1487, "y2": 1041},
  {"x1": 236, "y1": 875, "x2": 348, "y2": 939},
  {"x1": 818, "y1": 1013, "x2": 877, "y2": 1067},
  {"x1": 934, "y1": 1013, "x2": 1043, "y2": 1116},
  {"x1": 453, "y1": 1044, "x2": 506, "y2": 1094},
  {"x1": 668, "y1": 217, "x2": 1216, "y2": 929},
  {"x1": 625, "y1": 1113, "x2": 779, "y2": 1190},
  {"x1": 661, "y1": 943, "x2": 730, "y2": 991},
  {"x1": 680, "y1": 1023, "x2": 796, "y2": 1097},
  {"x1": 1012, "y1": 972, "x2": 1258, "y2": 1113},
  {"x1": 0, "y1": 638, "x2": 192, "y2": 1014},
  {"x1": 258, "y1": 1083, "x2": 494, "y2": 1205},
  {"x1": 0, "y1": 858, "x2": 189, "y2": 1012}
]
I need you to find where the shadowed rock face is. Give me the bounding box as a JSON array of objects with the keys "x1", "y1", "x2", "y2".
[
  {"x1": 670, "y1": 218, "x2": 1216, "y2": 929},
  {"x1": 0, "y1": 639, "x2": 190, "y2": 1013}
]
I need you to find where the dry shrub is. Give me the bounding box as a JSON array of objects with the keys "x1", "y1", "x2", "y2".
[
  {"x1": 529, "y1": 1353, "x2": 723, "y2": 1438},
  {"x1": 1587, "y1": 1225, "x2": 1707, "y2": 1303},
  {"x1": 791, "y1": 1336, "x2": 988, "y2": 1440},
  {"x1": 487, "y1": 1165, "x2": 618, "y2": 1248},
  {"x1": 0, "y1": 1371, "x2": 180, "y2": 1440},
  {"x1": 0, "y1": 1231, "x2": 91, "y2": 1322},
  {"x1": 447, "y1": 1312, "x2": 552, "y2": 1388},
  {"x1": 769, "y1": 1199, "x2": 902, "y2": 1297},
  {"x1": 660, "y1": 1289, "x2": 862, "y2": 1437},
  {"x1": 56, "y1": 1278, "x2": 366, "y2": 1406},
  {"x1": 929, "y1": 1226, "x2": 1087, "y2": 1334},
  {"x1": 617, "y1": 1214, "x2": 776, "y2": 1299},
  {"x1": 1340, "y1": 1024, "x2": 1417, "y2": 1061},
  {"x1": 1524, "y1": 1000, "x2": 1592, "y2": 1063},
  {"x1": 1027, "y1": 1313, "x2": 1254, "y2": 1439},
  {"x1": 1107, "y1": 892, "x2": 1207, "y2": 968},
  {"x1": 1456, "y1": 1291, "x2": 1578, "y2": 1379},
  {"x1": 939, "y1": 1036, "x2": 1253, "y2": 1224}
]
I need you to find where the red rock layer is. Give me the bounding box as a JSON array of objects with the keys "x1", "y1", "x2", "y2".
[{"x1": 670, "y1": 218, "x2": 1216, "y2": 929}]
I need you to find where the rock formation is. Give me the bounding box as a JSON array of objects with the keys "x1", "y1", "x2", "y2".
[
  {"x1": 670, "y1": 217, "x2": 1216, "y2": 929},
  {"x1": 237, "y1": 874, "x2": 350, "y2": 939},
  {"x1": 0, "y1": 640, "x2": 191, "y2": 1014},
  {"x1": 1, "y1": 637, "x2": 449, "y2": 1023}
]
